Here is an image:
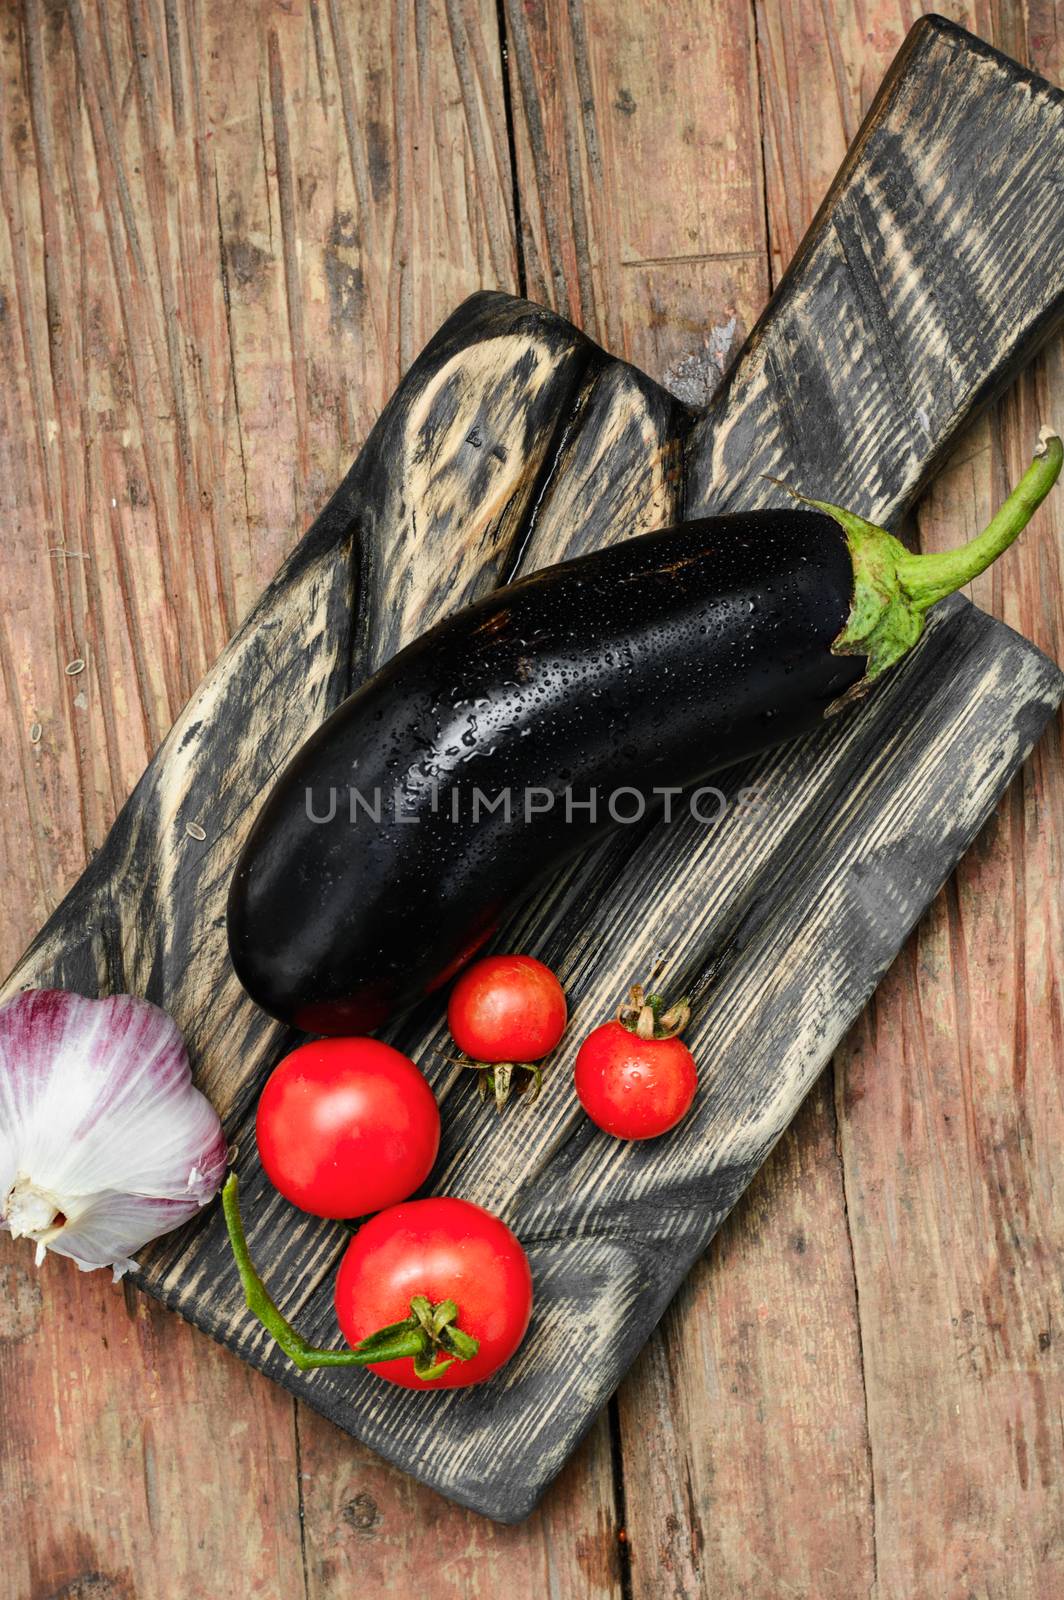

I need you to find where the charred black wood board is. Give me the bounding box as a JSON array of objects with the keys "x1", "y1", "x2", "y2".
[{"x1": 5, "y1": 16, "x2": 1064, "y2": 1521}]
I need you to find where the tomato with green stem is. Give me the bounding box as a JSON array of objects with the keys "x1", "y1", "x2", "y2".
[
  {"x1": 448, "y1": 954, "x2": 567, "y2": 1109},
  {"x1": 222, "y1": 1175, "x2": 532, "y2": 1388},
  {"x1": 334, "y1": 1196, "x2": 533, "y2": 1388},
  {"x1": 575, "y1": 985, "x2": 697, "y2": 1140}
]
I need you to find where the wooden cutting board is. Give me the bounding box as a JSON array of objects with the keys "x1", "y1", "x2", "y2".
[{"x1": 5, "y1": 16, "x2": 1064, "y2": 1522}]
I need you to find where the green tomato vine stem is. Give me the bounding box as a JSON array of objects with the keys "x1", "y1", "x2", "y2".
[{"x1": 221, "y1": 1173, "x2": 478, "y2": 1379}]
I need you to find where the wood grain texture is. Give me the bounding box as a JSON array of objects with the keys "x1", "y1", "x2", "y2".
[
  {"x1": 296, "y1": 1407, "x2": 622, "y2": 1599},
  {"x1": 616, "y1": 1083, "x2": 876, "y2": 1597},
  {"x1": 686, "y1": 18, "x2": 1064, "y2": 525},
  {"x1": 753, "y1": 9, "x2": 1064, "y2": 1597},
  {"x1": 4, "y1": 15, "x2": 1064, "y2": 1530},
  {"x1": 604, "y1": 8, "x2": 1064, "y2": 1594},
  {"x1": 0, "y1": 0, "x2": 518, "y2": 982},
  {"x1": 4, "y1": 1, "x2": 1064, "y2": 1586},
  {"x1": 613, "y1": 6, "x2": 1064, "y2": 1592},
  {"x1": 0, "y1": 0, "x2": 622, "y2": 1592},
  {"x1": 836, "y1": 380, "x2": 1064, "y2": 1600},
  {"x1": 502, "y1": 0, "x2": 768, "y2": 389},
  {"x1": 505, "y1": 0, "x2": 878, "y2": 1579},
  {"x1": 0, "y1": 1250, "x2": 306, "y2": 1600}
]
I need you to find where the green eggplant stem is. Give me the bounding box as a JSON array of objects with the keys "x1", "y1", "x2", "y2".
[
  {"x1": 895, "y1": 428, "x2": 1064, "y2": 610},
  {"x1": 796, "y1": 428, "x2": 1063, "y2": 696},
  {"x1": 221, "y1": 1173, "x2": 478, "y2": 1379}
]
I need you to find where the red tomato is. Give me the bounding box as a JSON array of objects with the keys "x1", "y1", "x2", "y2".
[
  {"x1": 335, "y1": 1197, "x2": 533, "y2": 1389},
  {"x1": 448, "y1": 954, "x2": 567, "y2": 1062},
  {"x1": 574, "y1": 1020, "x2": 697, "y2": 1139},
  {"x1": 256, "y1": 1038, "x2": 439, "y2": 1219}
]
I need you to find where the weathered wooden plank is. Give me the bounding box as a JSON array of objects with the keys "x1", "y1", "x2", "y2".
[
  {"x1": 607, "y1": 10, "x2": 1064, "y2": 1590},
  {"x1": 4, "y1": 11, "x2": 1064, "y2": 1537},
  {"x1": 754, "y1": 2, "x2": 987, "y2": 280},
  {"x1": 751, "y1": 7, "x2": 1064, "y2": 1594},
  {"x1": 686, "y1": 17, "x2": 1064, "y2": 526},
  {"x1": 610, "y1": 4, "x2": 1011, "y2": 1589},
  {"x1": 1, "y1": 0, "x2": 629, "y2": 1591},
  {"x1": 836, "y1": 383, "x2": 1064, "y2": 1597},
  {"x1": 0, "y1": 1241, "x2": 306, "y2": 1600},
  {"x1": 0, "y1": 0, "x2": 520, "y2": 982},
  {"x1": 502, "y1": 0, "x2": 768, "y2": 392},
  {"x1": 508, "y1": 0, "x2": 874, "y2": 1581},
  {"x1": 618, "y1": 1084, "x2": 874, "y2": 1599},
  {"x1": 297, "y1": 1408, "x2": 622, "y2": 1599}
]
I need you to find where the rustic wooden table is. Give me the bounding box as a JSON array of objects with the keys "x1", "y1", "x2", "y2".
[{"x1": 1, "y1": 2, "x2": 1062, "y2": 1596}]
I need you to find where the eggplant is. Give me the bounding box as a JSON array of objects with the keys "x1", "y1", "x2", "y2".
[{"x1": 228, "y1": 433, "x2": 1061, "y2": 1033}]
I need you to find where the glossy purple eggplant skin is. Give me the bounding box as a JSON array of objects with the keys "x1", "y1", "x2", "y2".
[{"x1": 227, "y1": 509, "x2": 863, "y2": 1032}]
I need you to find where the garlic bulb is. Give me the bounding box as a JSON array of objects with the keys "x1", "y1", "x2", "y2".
[{"x1": 0, "y1": 989, "x2": 227, "y2": 1279}]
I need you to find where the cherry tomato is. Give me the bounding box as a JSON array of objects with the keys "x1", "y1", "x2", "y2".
[
  {"x1": 574, "y1": 1019, "x2": 697, "y2": 1139},
  {"x1": 448, "y1": 954, "x2": 567, "y2": 1062},
  {"x1": 256, "y1": 1038, "x2": 439, "y2": 1218},
  {"x1": 335, "y1": 1197, "x2": 533, "y2": 1389}
]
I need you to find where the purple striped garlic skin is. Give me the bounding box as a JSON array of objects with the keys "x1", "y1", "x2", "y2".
[{"x1": 0, "y1": 989, "x2": 227, "y2": 1279}]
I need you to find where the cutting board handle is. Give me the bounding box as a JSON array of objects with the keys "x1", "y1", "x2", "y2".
[{"x1": 686, "y1": 14, "x2": 1064, "y2": 524}]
